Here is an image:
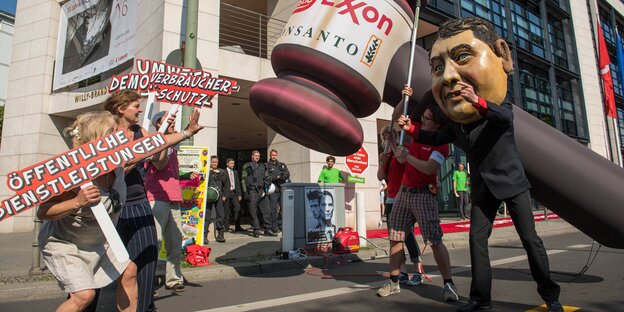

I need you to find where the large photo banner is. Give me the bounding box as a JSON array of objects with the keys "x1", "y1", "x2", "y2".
[
  {"x1": 178, "y1": 146, "x2": 210, "y2": 246},
  {"x1": 305, "y1": 187, "x2": 337, "y2": 244},
  {"x1": 53, "y1": 0, "x2": 137, "y2": 90}
]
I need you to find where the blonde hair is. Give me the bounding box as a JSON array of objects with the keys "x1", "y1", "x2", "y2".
[
  {"x1": 103, "y1": 90, "x2": 141, "y2": 118},
  {"x1": 64, "y1": 111, "x2": 117, "y2": 147}
]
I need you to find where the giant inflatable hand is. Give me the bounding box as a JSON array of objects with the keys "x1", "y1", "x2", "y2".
[{"x1": 250, "y1": 0, "x2": 429, "y2": 155}]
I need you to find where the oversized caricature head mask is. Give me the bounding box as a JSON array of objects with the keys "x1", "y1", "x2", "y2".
[{"x1": 429, "y1": 17, "x2": 513, "y2": 124}]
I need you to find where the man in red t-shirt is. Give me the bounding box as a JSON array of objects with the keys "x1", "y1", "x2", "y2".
[
  {"x1": 377, "y1": 89, "x2": 458, "y2": 302},
  {"x1": 378, "y1": 126, "x2": 422, "y2": 286}
]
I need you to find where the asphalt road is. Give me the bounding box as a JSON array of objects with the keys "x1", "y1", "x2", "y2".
[{"x1": 2, "y1": 231, "x2": 622, "y2": 312}]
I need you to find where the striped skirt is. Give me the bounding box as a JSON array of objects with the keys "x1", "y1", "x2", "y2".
[{"x1": 117, "y1": 200, "x2": 158, "y2": 312}]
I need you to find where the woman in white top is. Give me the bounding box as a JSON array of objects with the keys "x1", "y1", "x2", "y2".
[{"x1": 38, "y1": 112, "x2": 137, "y2": 312}]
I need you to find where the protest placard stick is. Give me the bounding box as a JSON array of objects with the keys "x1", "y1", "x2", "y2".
[
  {"x1": 399, "y1": 0, "x2": 423, "y2": 146},
  {"x1": 142, "y1": 92, "x2": 156, "y2": 130},
  {"x1": 175, "y1": 105, "x2": 182, "y2": 132},
  {"x1": 158, "y1": 104, "x2": 181, "y2": 133},
  {"x1": 80, "y1": 182, "x2": 130, "y2": 263}
]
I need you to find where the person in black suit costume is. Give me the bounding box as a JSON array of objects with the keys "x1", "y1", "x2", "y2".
[
  {"x1": 223, "y1": 158, "x2": 244, "y2": 232},
  {"x1": 398, "y1": 17, "x2": 563, "y2": 312},
  {"x1": 207, "y1": 155, "x2": 228, "y2": 243}
]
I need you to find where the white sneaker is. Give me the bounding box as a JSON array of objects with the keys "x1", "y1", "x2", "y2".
[
  {"x1": 443, "y1": 282, "x2": 459, "y2": 301},
  {"x1": 377, "y1": 281, "x2": 400, "y2": 297},
  {"x1": 407, "y1": 273, "x2": 422, "y2": 286}
]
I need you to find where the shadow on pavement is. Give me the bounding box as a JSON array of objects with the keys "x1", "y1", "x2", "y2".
[
  {"x1": 212, "y1": 240, "x2": 306, "y2": 278},
  {"x1": 214, "y1": 240, "x2": 282, "y2": 263},
  {"x1": 449, "y1": 267, "x2": 603, "y2": 284}
]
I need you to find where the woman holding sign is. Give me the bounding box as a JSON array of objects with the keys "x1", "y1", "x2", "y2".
[
  {"x1": 38, "y1": 112, "x2": 138, "y2": 311},
  {"x1": 103, "y1": 90, "x2": 205, "y2": 311}
]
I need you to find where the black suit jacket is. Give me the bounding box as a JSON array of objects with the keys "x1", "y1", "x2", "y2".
[
  {"x1": 223, "y1": 168, "x2": 242, "y2": 198},
  {"x1": 413, "y1": 99, "x2": 530, "y2": 201}
]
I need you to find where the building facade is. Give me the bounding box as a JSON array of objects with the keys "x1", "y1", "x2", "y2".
[
  {"x1": 0, "y1": 10, "x2": 14, "y2": 106},
  {"x1": 0, "y1": 0, "x2": 621, "y2": 233}
]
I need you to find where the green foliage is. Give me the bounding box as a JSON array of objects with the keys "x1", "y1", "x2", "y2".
[{"x1": 364, "y1": 39, "x2": 380, "y2": 64}]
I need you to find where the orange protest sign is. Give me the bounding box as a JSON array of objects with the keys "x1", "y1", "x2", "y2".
[
  {"x1": 108, "y1": 59, "x2": 240, "y2": 108},
  {"x1": 0, "y1": 131, "x2": 167, "y2": 222}
]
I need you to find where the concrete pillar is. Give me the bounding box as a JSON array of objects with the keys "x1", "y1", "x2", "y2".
[
  {"x1": 569, "y1": 0, "x2": 609, "y2": 158},
  {"x1": 356, "y1": 191, "x2": 367, "y2": 247},
  {"x1": 0, "y1": 0, "x2": 66, "y2": 233}
]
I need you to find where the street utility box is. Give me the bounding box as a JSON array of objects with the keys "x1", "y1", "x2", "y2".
[{"x1": 281, "y1": 183, "x2": 345, "y2": 252}]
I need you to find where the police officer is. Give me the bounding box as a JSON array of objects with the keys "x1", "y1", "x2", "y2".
[
  {"x1": 241, "y1": 150, "x2": 274, "y2": 237},
  {"x1": 266, "y1": 149, "x2": 290, "y2": 233}
]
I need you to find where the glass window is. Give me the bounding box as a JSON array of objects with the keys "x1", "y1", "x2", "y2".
[
  {"x1": 600, "y1": 10, "x2": 615, "y2": 45},
  {"x1": 520, "y1": 60, "x2": 554, "y2": 126},
  {"x1": 528, "y1": 12, "x2": 540, "y2": 25},
  {"x1": 460, "y1": 0, "x2": 507, "y2": 37},
  {"x1": 548, "y1": 19, "x2": 568, "y2": 68},
  {"x1": 611, "y1": 62, "x2": 623, "y2": 96},
  {"x1": 511, "y1": 2, "x2": 546, "y2": 59},
  {"x1": 556, "y1": 77, "x2": 578, "y2": 137}
]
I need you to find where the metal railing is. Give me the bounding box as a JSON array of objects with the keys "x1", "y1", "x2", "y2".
[{"x1": 219, "y1": 3, "x2": 287, "y2": 59}]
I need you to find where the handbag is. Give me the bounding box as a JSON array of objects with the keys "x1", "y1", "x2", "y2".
[{"x1": 185, "y1": 244, "x2": 212, "y2": 266}]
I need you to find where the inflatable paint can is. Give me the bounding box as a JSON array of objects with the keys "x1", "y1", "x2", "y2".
[{"x1": 250, "y1": 0, "x2": 416, "y2": 155}]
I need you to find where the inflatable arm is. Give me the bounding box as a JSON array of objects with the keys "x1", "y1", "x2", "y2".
[{"x1": 515, "y1": 107, "x2": 624, "y2": 249}]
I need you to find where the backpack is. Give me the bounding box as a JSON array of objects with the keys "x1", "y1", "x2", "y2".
[{"x1": 185, "y1": 244, "x2": 211, "y2": 266}]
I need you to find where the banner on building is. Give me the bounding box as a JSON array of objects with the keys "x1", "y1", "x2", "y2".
[{"x1": 53, "y1": 0, "x2": 137, "y2": 90}]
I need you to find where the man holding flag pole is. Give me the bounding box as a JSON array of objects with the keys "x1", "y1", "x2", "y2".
[
  {"x1": 400, "y1": 0, "x2": 425, "y2": 146},
  {"x1": 378, "y1": 0, "x2": 460, "y2": 302}
]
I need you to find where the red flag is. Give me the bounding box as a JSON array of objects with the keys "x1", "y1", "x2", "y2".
[{"x1": 597, "y1": 19, "x2": 617, "y2": 118}]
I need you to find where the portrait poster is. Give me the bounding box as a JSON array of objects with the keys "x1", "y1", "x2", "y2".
[
  {"x1": 53, "y1": 0, "x2": 137, "y2": 90},
  {"x1": 305, "y1": 187, "x2": 337, "y2": 244}
]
